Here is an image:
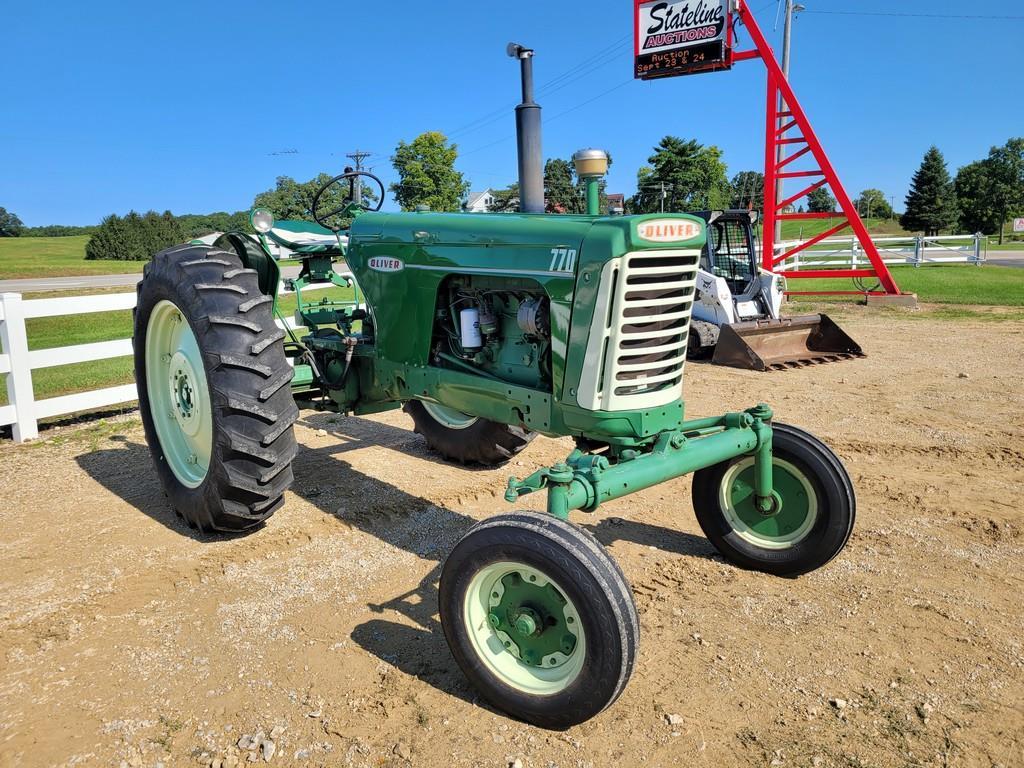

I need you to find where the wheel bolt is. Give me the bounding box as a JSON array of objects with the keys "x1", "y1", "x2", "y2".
[{"x1": 487, "y1": 612, "x2": 500, "y2": 628}]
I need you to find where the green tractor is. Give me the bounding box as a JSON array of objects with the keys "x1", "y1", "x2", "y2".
[{"x1": 133, "y1": 169, "x2": 855, "y2": 728}]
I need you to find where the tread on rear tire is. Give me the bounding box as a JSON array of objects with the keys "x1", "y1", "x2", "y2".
[
  {"x1": 404, "y1": 399, "x2": 534, "y2": 467},
  {"x1": 133, "y1": 244, "x2": 298, "y2": 532}
]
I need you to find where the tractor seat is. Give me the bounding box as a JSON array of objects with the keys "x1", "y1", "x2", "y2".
[{"x1": 264, "y1": 220, "x2": 347, "y2": 259}]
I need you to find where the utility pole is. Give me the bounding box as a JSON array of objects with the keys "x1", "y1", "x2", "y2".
[
  {"x1": 774, "y1": 0, "x2": 804, "y2": 243},
  {"x1": 345, "y1": 149, "x2": 372, "y2": 206}
]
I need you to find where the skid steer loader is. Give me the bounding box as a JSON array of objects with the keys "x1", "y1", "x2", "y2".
[{"x1": 687, "y1": 210, "x2": 864, "y2": 371}]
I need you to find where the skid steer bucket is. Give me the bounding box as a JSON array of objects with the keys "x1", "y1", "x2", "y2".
[{"x1": 711, "y1": 314, "x2": 864, "y2": 371}]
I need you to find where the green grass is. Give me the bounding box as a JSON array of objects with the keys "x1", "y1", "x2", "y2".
[
  {"x1": 0, "y1": 236, "x2": 146, "y2": 280},
  {"x1": 984, "y1": 240, "x2": 1024, "y2": 251},
  {"x1": 771, "y1": 217, "x2": 911, "y2": 242},
  {"x1": 1, "y1": 285, "x2": 355, "y2": 407},
  {"x1": 787, "y1": 264, "x2": 1024, "y2": 306}
]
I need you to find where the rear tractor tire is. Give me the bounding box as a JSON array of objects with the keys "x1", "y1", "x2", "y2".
[
  {"x1": 691, "y1": 423, "x2": 855, "y2": 576},
  {"x1": 404, "y1": 399, "x2": 534, "y2": 466},
  {"x1": 439, "y1": 512, "x2": 639, "y2": 728},
  {"x1": 133, "y1": 244, "x2": 298, "y2": 532}
]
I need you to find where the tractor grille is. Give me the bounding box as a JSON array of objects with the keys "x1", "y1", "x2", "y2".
[{"x1": 576, "y1": 250, "x2": 699, "y2": 411}]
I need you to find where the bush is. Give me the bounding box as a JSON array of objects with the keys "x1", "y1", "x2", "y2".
[{"x1": 85, "y1": 210, "x2": 185, "y2": 261}]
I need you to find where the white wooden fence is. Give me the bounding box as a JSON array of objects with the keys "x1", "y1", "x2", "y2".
[
  {"x1": 0, "y1": 280, "x2": 337, "y2": 444},
  {"x1": 773, "y1": 233, "x2": 986, "y2": 272},
  {"x1": 0, "y1": 291, "x2": 138, "y2": 443}
]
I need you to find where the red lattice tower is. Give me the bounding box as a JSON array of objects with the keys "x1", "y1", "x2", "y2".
[{"x1": 634, "y1": 0, "x2": 904, "y2": 296}]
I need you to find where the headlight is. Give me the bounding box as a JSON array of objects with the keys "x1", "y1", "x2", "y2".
[{"x1": 250, "y1": 208, "x2": 274, "y2": 234}]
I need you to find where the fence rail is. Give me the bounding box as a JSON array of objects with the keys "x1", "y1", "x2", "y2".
[
  {"x1": 0, "y1": 277, "x2": 333, "y2": 443},
  {"x1": 772, "y1": 233, "x2": 986, "y2": 272}
]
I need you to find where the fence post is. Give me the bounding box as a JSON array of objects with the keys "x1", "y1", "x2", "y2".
[
  {"x1": 0, "y1": 293, "x2": 38, "y2": 442},
  {"x1": 914, "y1": 236, "x2": 923, "y2": 268},
  {"x1": 973, "y1": 232, "x2": 983, "y2": 266}
]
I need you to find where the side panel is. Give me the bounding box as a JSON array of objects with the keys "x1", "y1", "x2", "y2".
[{"x1": 347, "y1": 212, "x2": 594, "y2": 397}]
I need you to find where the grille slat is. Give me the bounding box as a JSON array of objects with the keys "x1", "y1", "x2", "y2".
[{"x1": 576, "y1": 248, "x2": 699, "y2": 411}]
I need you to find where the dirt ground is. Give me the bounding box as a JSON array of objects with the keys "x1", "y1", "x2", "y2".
[{"x1": 1, "y1": 310, "x2": 1023, "y2": 768}]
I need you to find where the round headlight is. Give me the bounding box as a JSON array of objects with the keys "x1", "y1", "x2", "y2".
[{"x1": 250, "y1": 208, "x2": 274, "y2": 234}]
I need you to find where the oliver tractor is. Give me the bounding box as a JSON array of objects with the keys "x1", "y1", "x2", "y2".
[{"x1": 133, "y1": 170, "x2": 855, "y2": 728}]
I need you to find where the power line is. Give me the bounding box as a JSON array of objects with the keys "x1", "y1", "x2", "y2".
[
  {"x1": 445, "y1": 34, "x2": 632, "y2": 140},
  {"x1": 803, "y1": 9, "x2": 1024, "y2": 20}
]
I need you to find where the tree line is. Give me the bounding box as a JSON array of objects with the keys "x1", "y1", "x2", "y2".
[{"x1": 4, "y1": 132, "x2": 1019, "y2": 255}]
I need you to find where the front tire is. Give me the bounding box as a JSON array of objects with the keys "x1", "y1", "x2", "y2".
[
  {"x1": 439, "y1": 512, "x2": 638, "y2": 728},
  {"x1": 134, "y1": 244, "x2": 298, "y2": 532},
  {"x1": 404, "y1": 399, "x2": 533, "y2": 466},
  {"x1": 691, "y1": 423, "x2": 855, "y2": 576}
]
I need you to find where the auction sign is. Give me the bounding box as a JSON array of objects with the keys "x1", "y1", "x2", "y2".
[{"x1": 634, "y1": 0, "x2": 733, "y2": 79}]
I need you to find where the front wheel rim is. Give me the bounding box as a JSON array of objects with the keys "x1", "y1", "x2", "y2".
[
  {"x1": 145, "y1": 300, "x2": 213, "y2": 488},
  {"x1": 719, "y1": 457, "x2": 818, "y2": 549},
  {"x1": 422, "y1": 401, "x2": 479, "y2": 430},
  {"x1": 463, "y1": 561, "x2": 586, "y2": 695}
]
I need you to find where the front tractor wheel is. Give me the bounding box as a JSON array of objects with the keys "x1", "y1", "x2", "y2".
[
  {"x1": 404, "y1": 399, "x2": 533, "y2": 466},
  {"x1": 439, "y1": 512, "x2": 639, "y2": 728},
  {"x1": 134, "y1": 245, "x2": 298, "y2": 532},
  {"x1": 691, "y1": 423, "x2": 855, "y2": 576}
]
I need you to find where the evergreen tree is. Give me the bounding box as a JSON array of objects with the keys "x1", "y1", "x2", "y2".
[
  {"x1": 901, "y1": 146, "x2": 957, "y2": 236},
  {"x1": 390, "y1": 132, "x2": 469, "y2": 212},
  {"x1": 631, "y1": 137, "x2": 730, "y2": 213},
  {"x1": 487, "y1": 183, "x2": 520, "y2": 212},
  {"x1": 544, "y1": 159, "x2": 581, "y2": 213},
  {"x1": 85, "y1": 210, "x2": 185, "y2": 260}
]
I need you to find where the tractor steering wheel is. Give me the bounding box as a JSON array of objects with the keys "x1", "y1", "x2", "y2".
[{"x1": 311, "y1": 170, "x2": 385, "y2": 231}]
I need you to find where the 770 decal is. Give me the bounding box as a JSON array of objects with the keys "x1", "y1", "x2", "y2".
[{"x1": 549, "y1": 247, "x2": 578, "y2": 273}]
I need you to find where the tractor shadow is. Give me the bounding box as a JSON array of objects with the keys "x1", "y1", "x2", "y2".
[
  {"x1": 74, "y1": 435, "x2": 212, "y2": 542},
  {"x1": 583, "y1": 516, "x2": 720, "y2": 562},
  {"x1": 75, "y1": 411, "x2": 717, "y2": 712},
  {"x1": 74, "y1": 414, "x2": 496, "y2": 710}
]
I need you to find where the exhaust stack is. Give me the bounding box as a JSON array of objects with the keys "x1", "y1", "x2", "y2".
[{"x1": 508, "y1": 43, "x2": 543, "y2": 214}]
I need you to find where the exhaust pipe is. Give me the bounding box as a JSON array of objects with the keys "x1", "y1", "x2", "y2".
[{"x1": 508, "y1": 43, "x2": 543, "y2": 214}]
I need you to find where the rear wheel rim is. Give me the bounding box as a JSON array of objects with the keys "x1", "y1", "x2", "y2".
[
  {"x1": 463, "y1": 561, "x2": 586, "y2": 695},
  {"x1": 145, "y1": 300, "x2": 213, "y2": 488},
  {"x1": 422, "y1": 401, "x2": 478, "y2": 430},
  {"x1": 719, "y1": 457, "x2": 817, "y2": 549}
]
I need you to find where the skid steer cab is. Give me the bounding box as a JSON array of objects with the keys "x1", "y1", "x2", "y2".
[
  {"x1": 132, "y1": 170, "x2": 856, "y2": 729},
  {"x1": 688, "y1": 210, "x2": 864, "y2": 370}
]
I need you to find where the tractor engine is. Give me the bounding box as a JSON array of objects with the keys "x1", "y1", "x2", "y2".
[{"x1": 432, "y1": 276, "x2": 551, "y2": 390}]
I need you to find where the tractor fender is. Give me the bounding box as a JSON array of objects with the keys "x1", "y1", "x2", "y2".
[{"x1": 212, "y1": 231, "x2": 281, "y2": 300}]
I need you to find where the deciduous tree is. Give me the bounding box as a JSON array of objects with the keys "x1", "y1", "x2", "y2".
[
  {"x1": 390, "y1": 132, "x2": 469, "y2": 212},
  {"x1": 853, "y1": 188, "x2": 893, "y2": 220},
  {"x1": 807, "y1": 187, "x2": 836, "y2": 213},
  {"x1": 254, "y1": 174, "x2": 378, "y2": 226},
  {"x1": 730, "y1": 171, "x2": 764, "y2": 211},
  {"x1": 0, "y1": 207, "x2": 24, "y2": 237},
  {"x1": 985, "y1": 137, "x2": 1024, "y2": 244}
]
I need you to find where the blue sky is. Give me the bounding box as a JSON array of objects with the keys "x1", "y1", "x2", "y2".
[{"x1": 2, "y1": 1, "x2": 1021, "y2": 226}]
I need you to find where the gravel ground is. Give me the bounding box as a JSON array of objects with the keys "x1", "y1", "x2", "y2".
[{"x1": 1, "y1": 310, "x2": 1022, "y2": 768}]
